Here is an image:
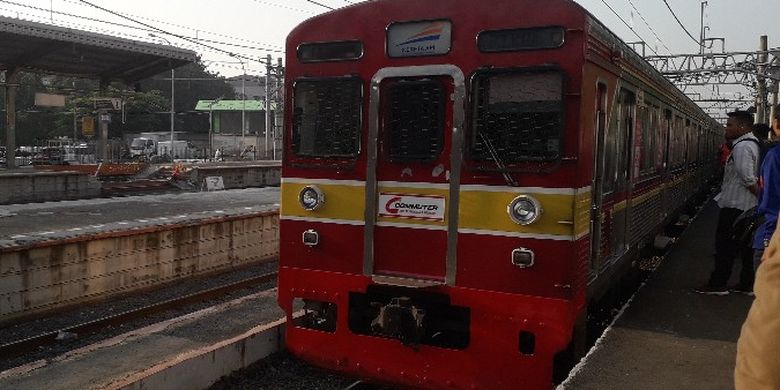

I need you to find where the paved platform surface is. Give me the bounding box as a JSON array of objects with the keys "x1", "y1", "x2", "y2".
[
  {"x1": 561, "y1": 201, "x2": 753, "y2": 389},
  {"x1": 0, "y1": 188, "x2": 280, "y2": 248},
  {"x1": 0, "y1": 290, "x2": 286, "y2": 390}
]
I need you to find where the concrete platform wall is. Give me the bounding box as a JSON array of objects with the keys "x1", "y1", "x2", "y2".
[
  {"x1": 0, "y1": 211, "x2": 279, "y2": 323},
  {"x1": 190, "y1": 164, "x2": 280, "y2": 189},
  {"x1": 0, "y1": 171, "x2": 101, "y2": 205}
]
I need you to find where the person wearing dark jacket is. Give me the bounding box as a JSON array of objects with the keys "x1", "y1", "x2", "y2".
[{"x1": 752, "y1": 108, "x2": 780, "y2": 270}]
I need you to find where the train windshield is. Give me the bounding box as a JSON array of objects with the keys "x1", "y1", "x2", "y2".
[
  {"x1": 292, "y1": 77, "x2": 362, "y2": 158},
  {"x1": 470, "y1": 69, "x2": 564, "y2": 164},
  {"x1": 384, "y1": 78, "x2": 446, "y2": 162}
]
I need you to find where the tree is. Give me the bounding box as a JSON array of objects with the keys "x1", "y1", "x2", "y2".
[
  {"x1": 2, "y1": 61, "x2": 235, "y2": 146},
  {"x1": 139, "y1": 61, "x2": 236, "y2": 134}
]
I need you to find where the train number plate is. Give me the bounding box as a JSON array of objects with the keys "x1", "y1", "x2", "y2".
[{"x1": 378, "y1": 193, "x2": 446, "y2": 222}]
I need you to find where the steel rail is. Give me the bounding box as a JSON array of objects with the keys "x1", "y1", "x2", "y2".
[{"x1": 0, "y1": 271, "x2": 278, "y2": 358}]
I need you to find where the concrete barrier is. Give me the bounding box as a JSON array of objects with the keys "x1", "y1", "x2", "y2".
[
  {"x1": 0, "y1": 171, "x2": 101, "y2": 205},
  {"x1": 0, "y1": 210, "x2": 279, "y2": 323},
  {"x1": 107, "y1": 318, "x2": 287, "y2": 390},
  {"x1": 190, "y1": 163, "x2": 280, "y2": 189}
]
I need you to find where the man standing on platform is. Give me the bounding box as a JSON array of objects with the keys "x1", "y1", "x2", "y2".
[{"x1": 695, "y1": 110, "x2": 759, "y2": 295}]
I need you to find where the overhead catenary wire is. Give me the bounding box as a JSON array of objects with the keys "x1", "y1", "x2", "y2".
[
  {"x1": 0, "y1": 0, "x2": 284, "y2": 54},
  {"x1": 599, "y1": 0, "x2": 659, "y2": 56},
  {"x1": 76, "y1": 0, "x2": 270, "y2": 64},
  {"x1": 60, "y1": 0, "x2": 285, "y2": 48},
  {"x1": 625, "y1": 0, "x2": 673, "y2": 55},
  {"x1": 304, "y1": 0, "x2": 334, "y2": 10},
  {"x1": 247, "y1": 0, "x2": 316, "y2": 14},
  {"x1": 0, "y1": 8, "x2": 267, "y2": 75},
  {"x1": 660, "y1": 0, "x2": 700, "y2": 46}
]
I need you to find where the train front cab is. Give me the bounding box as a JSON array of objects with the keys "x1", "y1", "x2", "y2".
[
  {"x1": 279, "y1": 3, "x2": 603, "y2": 389},
  {"x1": 278, "y1": 66, "x2": 580, "y2": 387}
]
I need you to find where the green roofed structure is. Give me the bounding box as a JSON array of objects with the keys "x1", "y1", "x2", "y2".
[
  {"x1": 195, "y1": 100, "x2": 279, "y2": 158},
  {"x1": 195, "y1": 100, "x2": 269, "y2": 111},
  {"x1": 195, "y1": 100, "x2": 278, "y2": 135}
]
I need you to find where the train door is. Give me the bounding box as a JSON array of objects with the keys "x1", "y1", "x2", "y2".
[
  {"x1": 607, "y1": 88, "x2": 635, "y2": 259},
  {"x1": 590, "y1": 83, "x2": 608, "y2": 272},
  {"x1": 363, "y1": 66, "x2": 465, "y2": 286}
]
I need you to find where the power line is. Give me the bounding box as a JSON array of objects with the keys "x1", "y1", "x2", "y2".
[
  {"x1": 625, "y1": 0, "x2": 673, "y2": 54},
  {"x1": 599, "y1": 0, "x2": 659, "y2": 56},
  {"x1": 660, "y1": 0, "x2": 700, "y2": 46},
  {"x1": 0, "y1": 8, "x2": 267, "y2": 74},
  {"x1": 0, "y1": 0, "x2": 284, "y2": 54},
  {"x1": 60, "y1": 0, "x2": 284, "y2": 49},
  {"x1": 305, "y1": 0, "x2": 334, "y2": 10},
  {"x1": 247, "y1": 0, "x2": 316, "y2": 14},
  {"x1": 76, "y1": 0, "x2": 269, "y2": 64}
]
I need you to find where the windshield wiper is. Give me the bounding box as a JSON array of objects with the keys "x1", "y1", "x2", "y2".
[{"x1": 478, "y1": 131, "x2": 518, "y2": 187}]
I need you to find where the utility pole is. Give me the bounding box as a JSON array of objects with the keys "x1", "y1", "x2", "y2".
[
  {"x1": 699, "y1": 1, "x2": 708, "y2": 54},
  {"x1": 265, "y1": 54, "x2": 272, "y2": 159},
  {"x1": 771, "y1": 57, "x2": 780, "y2": 137},
  {"x1": 275, "y1": 57, "x2": 284, "y2": 161},
  {"x1": 4, "y1": 69, "x2": 18, "y2": 169},
  {"x1": 757, "y1": 35, "x2": 768, "y2": 124},
  {"x1": 150, "y1": 34, "x2": 175, "y2": 157},
  {"x1": 230, "y1": 55, "x2": 246, "y2": 153}
]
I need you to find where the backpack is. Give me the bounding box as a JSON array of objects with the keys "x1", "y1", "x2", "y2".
[{"x1": 728, "y1": 137, "x2": 763, "y2": 174}]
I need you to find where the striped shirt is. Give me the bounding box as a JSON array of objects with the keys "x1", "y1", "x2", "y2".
[{"x1": 715, "y1": 132, "x2": 760, "y2": 211}]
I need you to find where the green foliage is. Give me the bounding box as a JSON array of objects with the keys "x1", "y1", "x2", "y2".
[
  {"x1": 139, "y1": 62, "x2": 237, "y2": 134},
  {"x1": 2, "y1": 61, "x2": 236, "y2": 145}
]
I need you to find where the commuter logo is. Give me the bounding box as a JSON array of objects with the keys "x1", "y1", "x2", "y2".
[
  {"x1": 379, "y1": 193, "x2": 446, "y2": 221},
  {"x1": 387, "y1": 20, "x2": 452, "y2": 58}
]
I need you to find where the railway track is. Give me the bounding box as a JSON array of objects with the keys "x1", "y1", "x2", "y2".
[{"x1": 0, "y1": 271, "x2": 277, "y2": 359}]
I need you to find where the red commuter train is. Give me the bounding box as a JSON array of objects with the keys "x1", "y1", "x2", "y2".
[{"x1": 277, "y1": 0, "x2": 722, "y2": 388}]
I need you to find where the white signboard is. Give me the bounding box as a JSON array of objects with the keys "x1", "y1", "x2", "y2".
[
  {"x1": 387, "y1": 20, "x2": 452, "y2": 58},
  {"x1": 378, "y1": 193, "x2": 446, "y2": 222},
  {"x1": 94, "y1": 98, "x2": 122, "y2": 110},
  {"x1": 34, "y1": 93, "x2": 66, "y2": 107},
  {"x1": 205, "y1": 176, "x2": 225, "y2": 191}
]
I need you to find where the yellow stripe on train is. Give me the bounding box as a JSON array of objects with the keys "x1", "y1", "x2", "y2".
[{"x1": 281, "y1": 179, "x2": 592, "y2": 238}]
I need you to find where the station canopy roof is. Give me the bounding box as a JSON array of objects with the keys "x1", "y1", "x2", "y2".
[
  {"x1": 195, "y1": 100, "x2": 277, "y2": 111},
  {"x1": 0, "y1": 16, "x2": 197, "y2": 83}
]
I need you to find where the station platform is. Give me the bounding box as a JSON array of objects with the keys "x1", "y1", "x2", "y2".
[
  {"x1": 561, "y1": 200, "x2": 753, "y2": 389},
  {"x1": 0, "y1": 289, "x2": 287, "y2": 390},
  {"x1": 0, "y1": 188, "x2": 281, "y2": 323}
]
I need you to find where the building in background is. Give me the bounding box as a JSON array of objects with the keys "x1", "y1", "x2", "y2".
[{"x1": 195, "y1": 100, "x2": 278, "y2": 158}]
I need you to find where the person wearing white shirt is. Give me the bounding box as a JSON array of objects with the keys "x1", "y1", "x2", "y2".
[{"x1": 695, "y1": 110, "x2": 759, "y2": 295}]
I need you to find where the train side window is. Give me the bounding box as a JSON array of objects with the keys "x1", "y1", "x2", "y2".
[
  {"x1": 604, "y1": 88, "x2": 635, "y2": 191},
  {"x1": 616, "y1": 89, "x2": 635, "y2": 186},
  {"x1": 639, "y1": 103, "x2": 660, "y2": 175},
  {"x1": 603, "y1": 97, "x2": 618, "y2": 193},
  {"x1": 673, "y1": 115, "x2": 684, "y2": 167},
  {"x1": 595, "y1": 83, "x2": 608, "y2": 189},
  {"x1": 470, "y1": 69, "x2": 564, "y2": 163},
  {"x1": 292, "y1": 77, "x2": 363, "y2": 158},
  {"x1": 662, "y1": 109, "x2": 672, "y2": 169}
]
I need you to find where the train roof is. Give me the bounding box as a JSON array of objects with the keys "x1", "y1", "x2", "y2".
[{"x1": 289, "y1": 0, "x2": 720, "y2": 130}]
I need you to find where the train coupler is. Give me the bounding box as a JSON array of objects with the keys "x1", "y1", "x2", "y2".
[{"x1": 370, "y1": 297, "x2": 426, "y2": 348}]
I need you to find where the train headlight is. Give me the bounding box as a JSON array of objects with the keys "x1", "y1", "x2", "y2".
[
  {"x1": 508, "y1": 195, "x2": 542, "y2": 225},
  {"x1": 299, "y1": 185, "x2": 325, "y2": 211}
]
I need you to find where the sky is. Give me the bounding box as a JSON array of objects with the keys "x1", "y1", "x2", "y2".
[{"x1": 1, "y1": 0, "x2": 779, "y2": 109}]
